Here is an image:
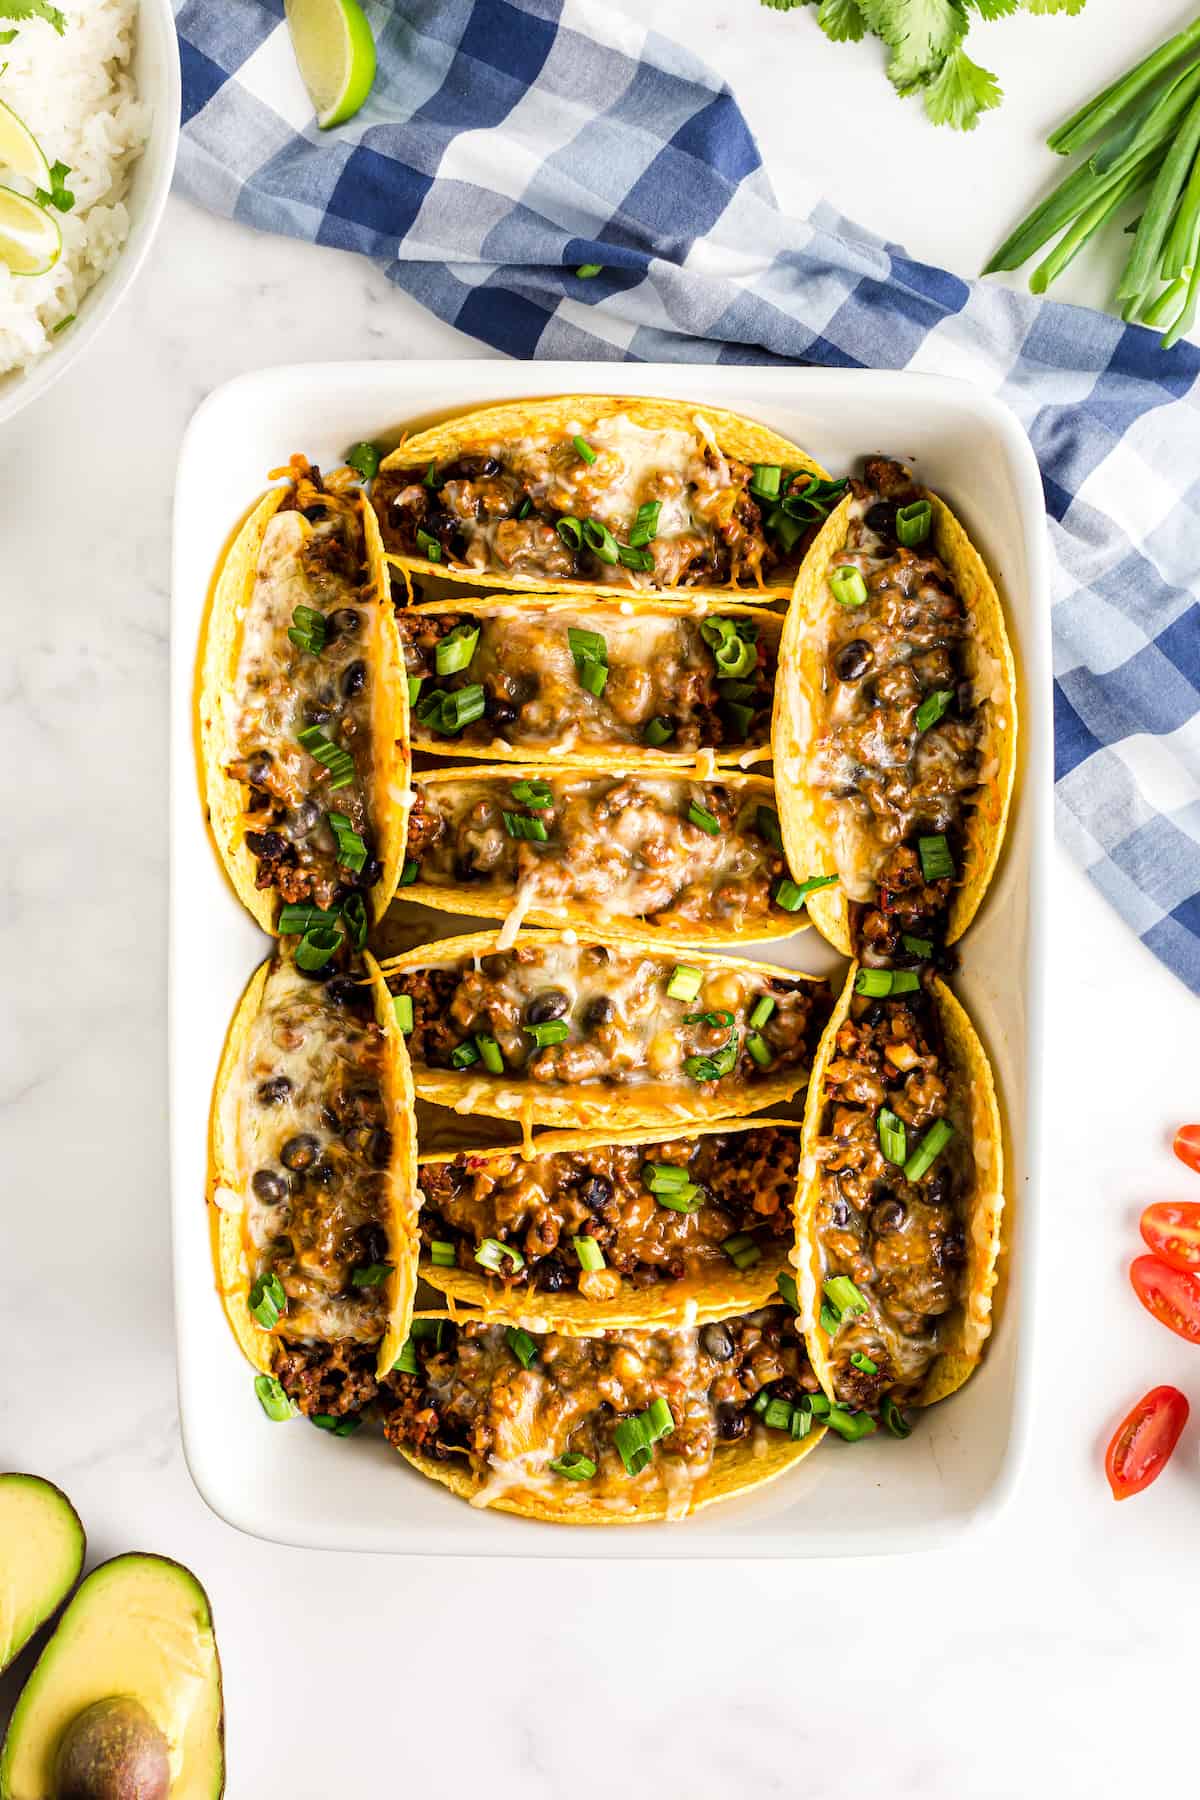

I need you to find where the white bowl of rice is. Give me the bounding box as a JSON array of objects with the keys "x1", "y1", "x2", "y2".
[{"x1": 0, "y1": 0, "x2": 179, "y2": 427}]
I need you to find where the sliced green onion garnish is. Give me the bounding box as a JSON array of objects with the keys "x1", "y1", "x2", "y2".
[
  {"x1": 550, "y1": 1451, "x2": 597, "y2": 1479},
  {"x1": 295, "y1": 925, "x2": 341, "y2": 971},
  {"x1": 573, "y1": 435, "x2": 597, "y2": 465},
  {"x1": 617, "y1": 543, "x2": 654, "y2": 572},
  {"x1": 723, "y1": 1232, "x2": 761, "y2": 1271},
  {"x1": 407, "y1": 676, "x2": 423, "y2": 706},
  {"x1": 351, "y1": 1262, "x2": 393, "y2": 1288},
  {"x1": 684, "y1": 1032, "x2": 739, "y2": 1083},
  {"x1": 824, "y1": 1275, "x2": 868, "y2": 1319},
  {"x1": 776, "y1": 1271, "x2": 799, "y2": 1312},
  {"x1": 902, "y1": 933, "x2": 934, "y2": 960},
  {"x1": 506, "y1": 1326, "x2": 537, "y2": 1369},
  {"x1": 614, "y1": 1397, "x2": 675, "y2": 1476},
  {"x1": 756, "y1": 806, "x2": 784, "y2": 852},
  {"x1": 392, "y1": 1337, "x2": 420, "y2": 1375},
  {"x1": 476, "y1": 1035, "x2": 504, "y2": 1074},
  {"x1": 854, "y1": 968, "x2": 921, "y2": 998},
  {"x1": 915, "y1": 688, "x2": 953, "y2": 734},
  {"x1": 341, "y1": 892, "x2": 367, "y2": 952},
  {"x1": 773, "y1": 873, "x2": 837, "y2": 913},
  {"x1": 475, "y1": 1237, "x2": 524, "y2": 1274},
  {"x1": 791, "y1": 1405, "x2": 814, "y2": 1440},
  {"x1": 629, "y1": 500, "x2": 661, "y2": 547},
  {"x1": 435, "y1": 623, "x2": 480, "y2": 676},
  {"x1": 881, "y1": 1395, "x2": 912, "y2": 1438},
  {"x1": 438, "y1": 684, "x2": 486, "y2": 736},
  {"x1": 278, "y1": 901, "x2": 340, "y2": 935},
  {"x1": 254, "y1": 1374, "x2": 295, "y2": 1422},
  {"x1": 643, "y1": 1162, "x2": 690, "y2": 1191},
  {"x1": 327, "y1": 811, "x2": 367, "y2": 874},
  {"x1": 808, "y1": 1392, "x2": 831, "y2": 1418},
  {"x1": 918, "y1": 834, "x2": 955, "y2": 882},
  {"x1": 700, "y1": 615, "x2": 756, "y2": 679},
  {"x1": 525, "y1": 1019, "x2": 569, "y2": 1048},
  {"x1": 687, "y1": 802, "x2": 720, "y2": 836},
  {"x1": 724, "y1": 702, "x2": 755, "y2": 737},
  {"x1": 762, "y1": 1397, "x2": 794, "y2": 1431},
  {"x1": 393, "y1": 994, "x2": 414, "y2": 1035},
  {"x1": 297, "y1": 726, "x2": 355, "y2": 789},
  {"x1": 643, "y1": 716, "x2": 674, "y2": 747},
  {"x1": 422, "y1": 461, "x2": 439, "y2": 488},
  {"x1": 819, "y1": 1303, "x2": 841, "y2": 1337},
  {"x1": 903, "y1": 1118, "x2": 955, "y2": 1183},
  {"x1": 410, "y1": 1319, "x2": 446, "y2": 1346},
  {"x1": 748, "y1": 995, "x2": 775, "y2": 1030},
  {"x1": 249, "y1": 1271, "x2": 286, "y2": 1330},
  {"x1": 877, "y1": 1108, "x2": 907, "y2": 1167},
  {"x1": 572, "y1": 1235, "x2": 605, "y2": 1272},
  {"x1": 577, "y1": 656, "x2": 608, "y2": 697},
  {"x1": 503, "y1": 811, "x2": 549, "y2": 842},
  {"x1": 750, "y1": 464, "x2": 782, "y2": 500},
  {"x1": 655, "y1": 1184, "x2": 704, "y2": 1214},
  {"x1": 567, "y1": 626, "x2": 607, "y2": 666},
  {"x1": 415, "y1": 528, "x2": 442, "y2": 564},
  {"x1": 826, "y1": 1407, "x2": 877, "y2": 1442},
  {"x1": 896, "y1": 499, "x2": 932, "y2": 547},
  {"x1": 512, "y1": 779, "x2": 554, "y2": 808},
  {"x1": 449, "y1": 1040, "x2": 480, "y2": 1069},
  {"x1": 746, "y1": 1031, "x2": 773, "y2": 1069},
  {"x1": 582, "y1": 517, "x2": 619, "y2": 564},
  {"x1": 517, "y1": 497, "x2": 532, "y2": 520},
  {"x1": 345, "y1": 441, "x2": 381, "y2": 480},
  {"x1": 556, "y1": 516, "x2": 583, "y2": 552},
  {"x1": 398, "y1": 858, "x2": 419, "y2": 887},
  {"x1": 312, "y1": 1413, "x2": 362, "y2": 1437},
  {"x1": 829, "y1": 565, "x2": 869, "y2": 608},
  {"x1": 288, "y1": 604, "x2": 327, "y2": 657},
  {"x1": 429, "y1": 1239, "x2": 457, "y2": 1267},
  {"x1": 849, "y1": 1351, "x2": 878, "y2": 1373},
  {"x1": 666, "y1": 964, "x2": 703, "y2": 1001}
]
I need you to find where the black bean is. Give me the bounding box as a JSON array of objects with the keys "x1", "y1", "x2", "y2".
[
  {"x1": 452, "y1": 454, "x2": 500, "y2": 480},
  {"x1": 484, "y1": 698, "x2": 518, "y2": 729},
  {"x1": 330, "y1": 608, "x2": 361, "y2": 638},
  {"x1": 834, "y1": 639, "x2": 873, "y2": 682},
  {"x1": 926, "y1": 1169, "x2": 954, "y2": 1208},
  {"x1": 244, "y1": 750, "x2": 273, "y2": 789},
  {"x1": 872, "y1": 1198, "x2": 906, "y2": 1234},
  {"x1": 536, "y1": 1261, "x2": 569, "y2": 1293},
  {"x1": 355, "y1": 855, "x2": 383, "y2": 891},
  {"x1": 831, "y1": 1198, "x2": 851, "y2": 1228},
  {"x1": 717, "y1": 1404, "x2": 749, "y2": 1441},
  {"x1": 701, "y1": 1323, "x2": 734, "y2": 1361},
  {"x1": 864, "y1": 500, "x2": 897, "y2": 538},
  {"x1": 303, "y1": 701, "x2": 333, "y2": 727},
  {"x1": 481, "y1": 955, "x2": 510, "y2": 978},
  {"x1": 582, "y1": 995, "x2": 613, "y2": 1031},
  {"x1": 580, "y1": 1175, "x2": 612, "y2": 1212},
  {"x1": 359, "y1": 1222, "x2": 389, "y2": 1265},
  {"x1": 325, "y1": 976, "x2": 367, "y2": 1010},
  {"x1": 526, "y1": 989, "x2": 569, "y2": 1026},
  {"x1": 308, "y1": 1162, "x2": 335, "y2": 1190},
  {"x1": 285, "y1": 799, "x2": 321, "y2": 840},
  {"x1": 341, "y1": 659, "x2": 367, "y2": 700},
  {"x1": 955, "y1": 678, "x2": 976, "y2": 719},
  {"x1": 343, "y1": 1123, "x2": 375, "y2": 1158},
  {"x1": 280, "y1": 1134, "x2": 319, "y2": 1172},
  {"x1": 252, "y1": 1168, "x2": 288, "y2": 1204},
  {"x1": 257, "y1": 1076, "x2": 292, "y2": 1106},
  {"x1": 245, "y1": 829, "x2": 285, "y2": 860}
]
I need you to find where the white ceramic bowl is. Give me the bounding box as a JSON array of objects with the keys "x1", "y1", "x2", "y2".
[{"x1": 0, "y1": 0, "x2": 180, "y2": 429}]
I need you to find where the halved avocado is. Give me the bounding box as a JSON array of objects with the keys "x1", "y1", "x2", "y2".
[
  {"x1": 0, "y1": 1474, "x2": 85, "y2": 1674},
  {"x1": 0, "y1": 1555, "x2": 224, "y2": 1800}
]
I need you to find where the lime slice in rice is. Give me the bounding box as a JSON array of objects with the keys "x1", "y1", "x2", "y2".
[
  {"x1": 0, "y1": 96, "x2": 51, "y2": 189},
  {"x1": 284, "y1": 0, "x2": 377, "y2": 130},
  {"x1": 0, "y1": 186, "x2": 61, "y2": 277}
]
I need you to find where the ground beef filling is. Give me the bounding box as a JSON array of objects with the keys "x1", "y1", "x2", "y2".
[
  {"x1": 816, "y1": 456, "x2": 984, "y2": 957},
  {"x1": 275, "y1": 1338, "x2": 380, "y2": 1419},
  {"x1": 420, "y1": 1127, "x2": 802, "y2": 1294},
  {"x1": 391, "y1": 943, "x2": 830, "y2": 1090},
  {"x1": 380, "y1": 1306, "x2": 817, "y2": 1476},
  {"x1": 814, "y1": 990, "x2": 970, "y2": 1408},
  {"x1": 395, "y1": 609, "x2": 776, "y2": 756}
]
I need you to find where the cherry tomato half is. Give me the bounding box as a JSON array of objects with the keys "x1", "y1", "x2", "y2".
[
  {"x1": 1174, "y1": 1124, "x2": 1200, "y2": 1175},
  {"x1": 1141, "y1": 1202, "x2": 1200, "y2": 1273},
  {"x1": 1106, "y1": 1386, "x2": 1189, "y2": 1500},
  {"x1": 1130, "y1": 1254, "x2": 1200, "y2": 1344}
]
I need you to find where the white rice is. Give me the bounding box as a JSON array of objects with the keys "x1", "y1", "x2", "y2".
[{"x1": 0, "y1": 0, "x2": 149, "y2": 378}]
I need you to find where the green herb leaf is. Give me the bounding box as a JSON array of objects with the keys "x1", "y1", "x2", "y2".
[
  {"x1": 922, "y1": 43, "x2": 1002, "y2": 130},
  {"x1": 0, "y1": 1, "x2": 66, "y2": 35}
]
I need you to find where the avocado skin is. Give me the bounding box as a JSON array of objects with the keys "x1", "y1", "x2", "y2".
[
  {"x1": 53, "y1": 1698, "x2": 169, "y2": 1800},
  {"x1": 0, "y1": 1554, "x2": 225, "y2": 1800},
  {"x1": 0, "y1": 1474, "x2": 86, "y2": 1675}
]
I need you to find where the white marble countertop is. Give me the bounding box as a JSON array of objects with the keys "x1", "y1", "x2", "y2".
[{"x1": 3, "y1": 2, "x2": 1199, "y2": 1793}]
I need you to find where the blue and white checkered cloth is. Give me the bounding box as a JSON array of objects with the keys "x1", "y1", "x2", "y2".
[{"x1": 175, "y1": 0, "x2": 1200, "y2": 994}]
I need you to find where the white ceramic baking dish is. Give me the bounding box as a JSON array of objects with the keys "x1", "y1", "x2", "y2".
[{"x1": 170, "y1": 361, "x2": 1049, "y2": 1557}]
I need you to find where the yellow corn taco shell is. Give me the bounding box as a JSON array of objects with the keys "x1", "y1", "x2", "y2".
[
  {"x1": 772, "y1": 488, "x2": 1017, "y2": 954},
  {"x1": 377, "y1": 395, "x2": 827, "y2": 601},
  {"x1": 380, "y1": 927, "x2": 830, "y2": 1135},
  {"x1": 209, "y1": 950, "x2": 419, "y2": 1381},
  {"x1": 198, "y1": 476, "x2": 410, "y2": 935},
  {"x1": 404, "y1": 594, "x2": 779, "y2": 770},
  {"x1": 394, "y1": 1311, "x2": 825, "y2": 1524},
  {"x1": 795, "y1": 966, "x2": 1004, "y2": 1409},
  {"x1": 405, "y1": 764, "x2": 805, "y2": 948},
  {"x1": 418, "y1": 1117, "x2": 803, "y2": 1332}
]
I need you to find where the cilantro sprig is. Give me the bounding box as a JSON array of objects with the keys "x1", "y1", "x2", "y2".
[
  {"x1": 35, "y1": 159, "x2": 74, "y2": 214},
  {"x1": 0, "y1": 0, "x2": 68, "y2": 34}
]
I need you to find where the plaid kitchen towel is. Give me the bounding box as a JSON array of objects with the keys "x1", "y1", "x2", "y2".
[{"x1": 175, "y1": 0, "x2": 1200, "y2": 994}]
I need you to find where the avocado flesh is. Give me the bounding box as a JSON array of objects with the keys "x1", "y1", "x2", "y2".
[
  {"x1": 0, "y1": 1555, "x2": 224, "y2": 1800},
  {"x1": 0, "y1": 1475, "x2": 85, "y2": 1674}
]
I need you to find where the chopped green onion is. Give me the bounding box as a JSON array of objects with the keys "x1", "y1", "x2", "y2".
[
  {"x1": 567, "y1": 626, "x2": 607, "y2": 666},
  {"x1": 854, "y1": 968, "x2": 920, "y2": 998},
  {"x1": 429, "y1": 1239, "x2": 457, "y2": 1267},
  {"x1": 617, "y1": 543, "x2": 654, "y2": 572},
  {"x1": 881, "y1": 1395, "x2": 913, "y2": 1439},
  {"x1": 918, "y1": 834, "x2": 955, "y2": 883},
  {"x1": 295, "y1": 925, "x2": 341, "y2": 972},
  {"x1": 666, "y1": 965, "x2": 703, "y2": 1002},
  {"x1": 550, "y1": 1450, "x2": 597, "y2": 1479},
  {"x1": 582, "y1": 517, "x2": 619, "y2": 564},
  {"x1": 297, "y1": 726, "x2": 355, "y2": 789},
  {"x1": 572, "y1": 1235, "x2": 605, "y2": 1272},
  {"x1": 829, "y1": 566, "x2": 869, "y2": 609},
  {"x1": 435, "y1": 623, "x2": 480, "y2": 676},
  {"x1": 629, "y1": 500, "x2": 661, "y2": 547},
  {"x1": 915, "y1": 688, "x2": 954, "y2": 734},
  {"x1": 748, "y1": 995, "x2": 776, "y2": 1030},
  {"x1": 415, "y1": 528, "x2": 442, "y2": 564},
  {"x1": 422, "y1": 461, "x2": 439, "y2": 488},
  {"x1": 345, "y1": 442, "x2": 381, "y2": 480},
  {"x1": 556, "y1": 516, "x2": 583, "y2": 552},
  {"x1": 398, "y1": 857, "x2": 419, "y2": 887},
  {"x1": 438, "y1": 685, "x2": 487, "y2": 735},
  {"x1": 288, "y1": 604, "x2": 327, "y2": 657},
  {"x1": 410, "y1": 1319, "x2": 446, "y2": 1344},
  {"x1": 752, "y1": 1389, "x2": 772, "y2": 1416},
  {"x1": 278, "y1": 901, "x2": 340, "y2": 935},
  {"x1": 517, "y1": 497, "x2": 533, "y2": 520},
  {"x1": 351, "y1": 1262, "x2": 393, "y2": 1288},
  {"x1": 52, "y1": 314, "x2": 75, "y2": 334},
  {"x1": 791, "y1": 1405, "x2": 814, "y2": 1440},
  {"x1": 525, "y1": 1019, "x2": 569, "y2": 1048},
  {"x1": 746, "y1": 1031, "x2": 773, "y2": 1069},
  {"x1": 643, "y1": 1161, "x2": 691, "y2": 1190},
  {"x1": 407, "y1": 676, "x2": 423, "y2": 706},
  {"x1": 449, "y1": 1040, "x2": 480, "y2": 1069},
  {"x1": 512, "y1": 779, "x2": 553, "y2": 809},
  {"x1": 773, "y1": 874, "x2": 836, "y2": 912},
  {"x1": 655, "y1": 1183, "x2": 704, "y2": 1214},
  {"x1": 254, "y1": 1374, "x2": 295, "y2": 1422},
  {"x1": 824, "y1": 1275, "x2": 868, "y2": 1319},
  {"x1": 684, "y1": 1033, "x2": 739, "y2": 1083},
  {"x1": 904, "y1": 1119, "x2": 955, "y2": 1183},
  {"x1": 577, "y1": 656, "x2": 608, "y2": 697},
  {"x1": 750, "y1": 463, "x2": 782, "y2": 500},
  {"x1": 393, "y1": 994, "x2": 414, "y2": 1034},
  {"x1": 723, "y1": 1232, "x2": 761, "y2": 1271},
  {"x1": 902, "y1": 933, "x2": 934, "y2": 960},
  {"x1": 808, "y1": 1392, "x2": 832, "y2": 1418},
  {"x1": 724, "y1": 701, "x2": 755, "y2": 738},
  {"x1": 701, "y1": 616, "x2": 756, "y2": 679},
  {"x1": 506, "y1": 1326, "x2": 537, "y2": 1369},
  {"x1": 341, "y1": 892, "x2": 367, "y2": 951},
  {"x1": 896, "y1": 500, "x2": 932, "y2": 547},
  {"x1": 392, "y1": 1337, "x2": 420, "y2": 1375},
  {"x1": 573, "y1": 435, "x2": 597, "y2": 465},
  {"x1": 249, "y1": 1271, "x2": 286, "y2": 1330},
  {"x1": 826, "y1": 1407, "x2": 877, "y2": 1442},
  {"x1": 476, "y1": 1035, "x2": 504, "y2": 1074},
  {"x1": 687, "y1": 802, "x2": 721, "y2": 836},
  {"x1": 643, "y1": 716, "x2": 675, "y2": 747},
  {"x1": 503, "y1": 811, "x2": 550, "y2": 842},
  {"x1": 877, "y1": 1108, "x2": 907, "y2": 1167},
  {"x1": 575, "y1": 264, "x2": 602, "y2": 279},
  {"x1": 819, "y1": 1303, "x2": 841, "y2": 1337},
  {"x1": 312, "y1": 1413, "x2": 362, "y2": 1437},
  {"x1": 613, "y1": 1397, "x2": 675, "y2": 1476},
  {"x1": 327, "y1": 811, "x2": 367, "y2": 874},
  {"x1": 849, "y1": 1351, "x2": 878, "y2": 1374},
  {"x1": 777, "y1": 1271, "x2": 799, "y2": 1312},
  {"x1": 756, "y1": 806, "x2": 784, "y2": 852},
  {"x1": 762, "y1": 1397, "x2": 795, "y2": 1431},
  {"x1": 475, "y1": 1238, "x2": 524, "y2": 1274}
]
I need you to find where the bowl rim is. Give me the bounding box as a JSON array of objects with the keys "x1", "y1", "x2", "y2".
[{"x1": 0, "y1": 0, "x2": 181, "y2": 430}]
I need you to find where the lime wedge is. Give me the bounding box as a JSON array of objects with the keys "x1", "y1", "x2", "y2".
[
  {"x1": 0, "y1": 186, "x2": 60, "y2": 276},
  {"x1": 0, "y1": 96, "x2": 51, "y2": 188},
  {"x1": 284, "y1": 0, "x2": 377, "y2": 131}
]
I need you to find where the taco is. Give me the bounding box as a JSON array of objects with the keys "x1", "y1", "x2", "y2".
[
  {"x1": 398, "y1": 596, "x2": 779, "y2": 769},
  {"x1": 404, "y1": 765, "x2": 819, "y2": 947},
  {"x1": 418, "y1": 1118, "x2": 805, "y2": 1332},
  {"x1": 383, "y1": 929, "x2": 832, "y2": 1134},
  {"x1": 381, "y1": 1304, "x2": 826, "y2": 1522},
  {"x1": 198, "y1": 456, "x2": 410, "y2": 935},
  {"x1": 209, "y1": 948, "x2": 419, "y2": 1410},
  {"x1": 371, "y1": 395, "x2": 840, "y2": 600},
  {"x1": 795, "y1": 963, "x2": 1004, "y2": 1421},
  {"x1": 772, "y1": 457, "x2": 1017, "y2": 957}
]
